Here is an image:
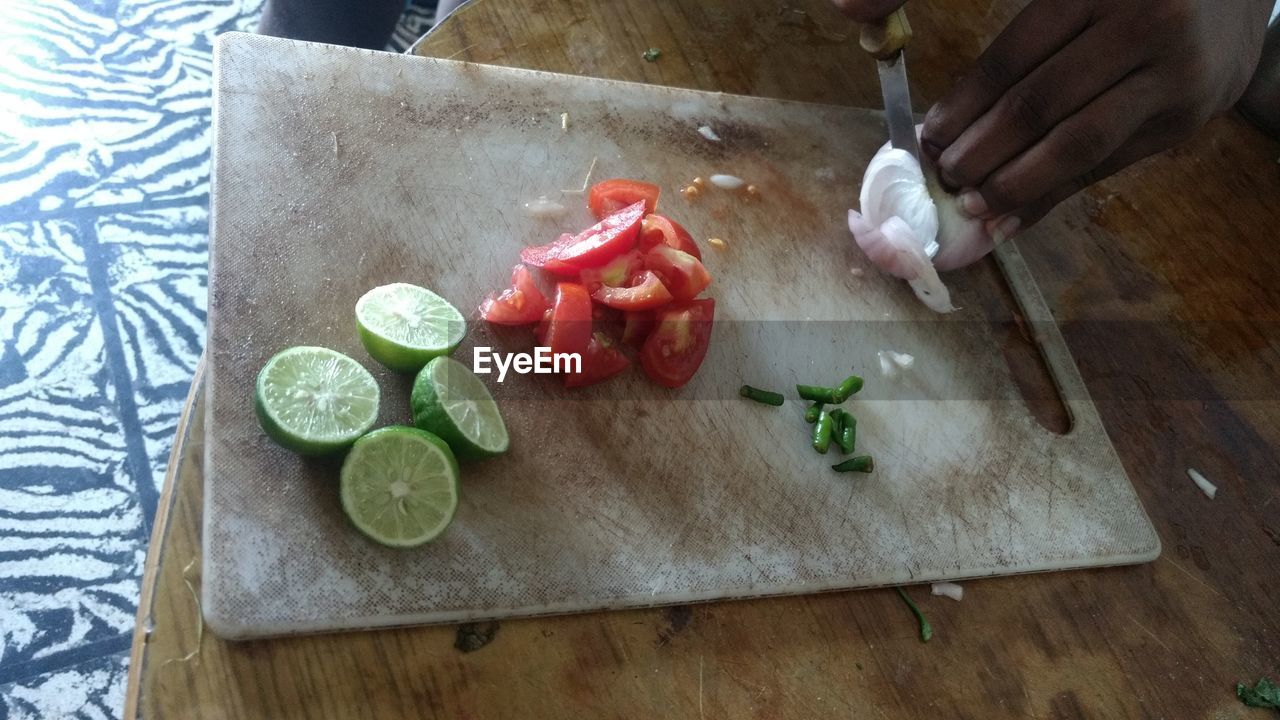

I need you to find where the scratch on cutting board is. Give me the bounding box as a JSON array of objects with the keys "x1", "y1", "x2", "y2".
[{"x1": 330, "y1": 131, "x2": 338, "y2": 158}]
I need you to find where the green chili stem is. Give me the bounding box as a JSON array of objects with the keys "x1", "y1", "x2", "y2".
[
  {"x1": 804, "y1": 402, "x2": 824, "y2": 424},
  {"x1": 833, "y1": 375, "x2": 864, "y2": 403},
  {"x1": 739, "y1": 385, "x2": 784, "y2": 406},
  {"x1": 812, "y1": 410, "x2": 834, "y2": 454},
  {"x1": 895, "y1": 587, "x2": 933, "y2": 642},
  {"x1": 832, "y1": 455, "x2": 873, "y2": 473},
  {"x1": 797, "y1": 384, "x2": 838, "y2": 404}
]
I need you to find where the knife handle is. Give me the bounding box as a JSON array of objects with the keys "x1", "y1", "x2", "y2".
[{"x1": 860, "y1": 8, "x2": 912, "y2": 60}]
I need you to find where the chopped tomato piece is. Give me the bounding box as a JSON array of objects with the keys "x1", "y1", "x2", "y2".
[
  {"x1": 578, "y1": 250, "x2": 643, "y2": 293},
  {"x1": 520, "y1": 201, "x2": 645, "y2": 272},
  {"x1": 592, "y1": 302, "x2": 622, "y2": 324},
  {"x1": 565, "y1": 332, "x2": 631, "y2": 388},
  {"x1": 591, "y1": 270, "x2": 673, "y2": 311},
  {"x1": 621, "y1": 311, "x2": 655, "y2": 347},
  {"x1": 588, "y1": 179, "x2": 660, "y2": 220},
  {"x1": 520, "y1": 234, "x2": 587, "y2": 276},
  {"x1": 639, "y1": 214, "x2": 702, "y2": 260},
  {"x1": 479, "y1": 265, "x2": 550, "y2": 325},
  {"x1": 544, "y1": 283, "x2": 593, "y2": 361},
  {"x1": 533, "y1": 307, "x2": 553, "y2": 345},
  {"x1": 639, "y1": 299, "x2": 715, "y2": 388},
  {"x1": 643, "y1": 244, "x2": 712, "y2": 301}
]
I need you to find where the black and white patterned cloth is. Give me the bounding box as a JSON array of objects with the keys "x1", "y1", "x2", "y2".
[{"x1": 0, "y1": 2, "x2": 434, "y2": 717}]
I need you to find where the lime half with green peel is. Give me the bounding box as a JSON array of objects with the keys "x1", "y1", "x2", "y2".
[
  {"x1": 411, "y1": 356, "x2": 509, "y2": 460},
  {"x1": 355, "y1": 283, "x2": 466, "y2": 373},
  {"x1": 254, "y1": 346, "x2": 380, "y2": 456},
  {"x1": 339, "y1": 426, "x2": 460, "y2": 547}
]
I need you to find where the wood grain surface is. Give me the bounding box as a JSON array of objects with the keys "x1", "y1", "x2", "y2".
[{"x1": 125, "y1": 0, "x2": 1280, "y2": 717}]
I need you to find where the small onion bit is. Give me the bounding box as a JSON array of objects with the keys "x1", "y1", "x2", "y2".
[
  {"x1": 521, "y1": 196, "x2": 567, "y2": 219},
  {"x1": 709, "y1": 174, "x2": 746, "y2": 190},
  {"x1": 1187, "y1": 467, "x2": 1217, "y2": 499},
  {"x1": 931, "y1": 582, "x2": 964, "y2": 601},
  {"x1": 698, "y1": 125, "x2": 722, "y2": 142},
  {"x1": 878, "y1": 349, "x2": 914, "y2": 379}
]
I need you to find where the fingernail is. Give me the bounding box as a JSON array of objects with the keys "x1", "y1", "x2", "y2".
[
  {"x1": 959, "y1": 190, "x2": 988, "y2": 218},
  {"x1": 989, "y1": 215, "x2": 1022, "y2": 245}
]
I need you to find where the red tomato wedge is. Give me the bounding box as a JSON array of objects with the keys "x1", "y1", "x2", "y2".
[
  {"x1": 578, "y1": 250, "x2": 643, "y2": 293},
  {"x1": 565, "y1": 332, "x2": 631, "y2": 388},
  {"x1": 639, "y1": 299, "x2": 715, "y2": 388},
  {"x1": 588, "y1": 179, "x2": 660, "y2": 220},
  {"x1": 544, "y1": 283, "x2": 593, "y2": 360},
  {"x1": 639, "y1": 214, "x2": 702, "y2": 260},
  {"x1": 621, "y1": 311, "x2": 655, "y2": 347},
  {"x1": 520, "y1": 201, "x2": 645, "y2": 272},
  {"x1": 520, "y1": 234, "x2": 585, "y2": 276},
  {"x1": 643, "y1": 244, "x2": 712, "y2": 302},
  {"x1": 479, "y1": 265, "x2": 550, "y2": 325},
  {"x1": 533, "y1": 307, "x2": 553, "y2": 345},
  {"x1": 591, "y1": 270, "x2": 673, "y2": 311}
]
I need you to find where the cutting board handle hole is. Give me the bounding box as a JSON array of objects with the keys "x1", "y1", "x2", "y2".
[{"x1": 976, "y1": 257, "x2": 1073, "y2": 435}]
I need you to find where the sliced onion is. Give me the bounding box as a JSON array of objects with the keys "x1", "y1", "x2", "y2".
[
  {"x1": 709, "y1": 174, "x2": 745, "y2": 190},
  {"x1": 931, "y1": 582, "x2": 964, "y2": 601},
  {"x1": 1187, "y1": 468, "x2": 1217, "y2": 499},
  {"x1": 849, "y1": 212, "x2": 955, "y2": 312},
  {"x1": 698, "y1": 125, "x2": 721, "y2": 142}
]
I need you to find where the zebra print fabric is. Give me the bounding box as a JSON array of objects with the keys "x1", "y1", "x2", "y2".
[{"x1": 0, "y1": 2, "x2": 434, "y2": 717}]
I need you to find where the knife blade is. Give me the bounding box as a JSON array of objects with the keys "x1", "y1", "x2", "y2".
[
  {"x1": 875, "y1": 53, "x2": 921, "y2": 162},
  {"x1": 862, "y1": 9, "x2": 936, "y2": 257}
]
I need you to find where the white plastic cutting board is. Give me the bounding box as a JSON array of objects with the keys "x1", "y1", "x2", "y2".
[{"x1": 203, "y1": 33, "x2": 1159, "y2": 639}]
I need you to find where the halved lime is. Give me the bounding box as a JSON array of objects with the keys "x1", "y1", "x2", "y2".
[
  {"x1": 410, "y1": 356, "x2": 509, "y2": 460},
  {"x1": 254, "y1": 346, "x2": 380, "y2": 456},
  {"x1": 339, "y1": 426, "x2": 460, "y2": 547},
  {"x1": 355, "y1": 283, "x2": 466, "y2": 373}
]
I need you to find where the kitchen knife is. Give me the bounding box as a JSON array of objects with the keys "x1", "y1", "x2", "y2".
[
  {"x1": 861, "y1": 9, "x2": 920, "y2": 161},
  {"x1": 862, "y1": 9, "x2": 937, "y2": 257}
]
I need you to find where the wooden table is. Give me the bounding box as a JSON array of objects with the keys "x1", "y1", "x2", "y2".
[{"x1": 123, "y1": 1, "x2": 1280, "y2": 717}]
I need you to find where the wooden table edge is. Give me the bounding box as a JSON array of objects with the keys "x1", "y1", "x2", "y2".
[{"x1": 122, "y1": 353, "x2": 206, "y2": 720}]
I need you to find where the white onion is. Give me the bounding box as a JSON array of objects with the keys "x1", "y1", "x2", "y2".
[
  {"x1": 849, "y1": 125, "x2": 996, "y2": 311},
  {"x1": 887, "y1": 351, "x2": 914, "y2": 370},
  {"x1": 709, "y1": 174, "x2": 745, "y2": 190},
  {"x1": 521, "y1": 196, "x2": 566, "y2": 219},
  {"x1": 849, "y1": 212, "x2": 955, "y2": 313},
  {"x1": 877, "y1": 351, "x2": 897, "y2": 379},
  {"x1": 931, "y1": 582, "x2": 964, "y2": 601},
  {"x1": 1187, "y1": 468, "x2": 1217, "y2": 499},
  {"x1": 698, "y1": 125, "x2": 721, "y2": 142}
]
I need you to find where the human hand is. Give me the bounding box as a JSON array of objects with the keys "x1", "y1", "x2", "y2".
[{"x1": 920, "y1": 0, "x2": 1273, "y2": 240}]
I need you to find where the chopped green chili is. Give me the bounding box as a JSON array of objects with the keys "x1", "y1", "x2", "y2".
[
  {"x1": 642, "y1": 47, "x2": 662, "y2": 62},
  {"x1": 797, "y1": 384, "x2": 838, "y2": 403},
  {"x1": 804, "y1": 402, "x2": 824, "y2": 424},
  {"x1": 895, "y1": 587, "x2": 933, "y2": 642},
  {"x1": 812, "y1": 409, "x2": 834, "y2": 454},
  {"x1": 833, "y1": 375, "x2": 864, "y2": 403},
  {"x1": 739, "y1": 385, "x2": 784, "y2": 406},
  {"x1": 832, "y1": 455, "x2": 874, "y2": 473},
  {"x1": 837, "y1": 416, "x2": 857, "y2": 454}
]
